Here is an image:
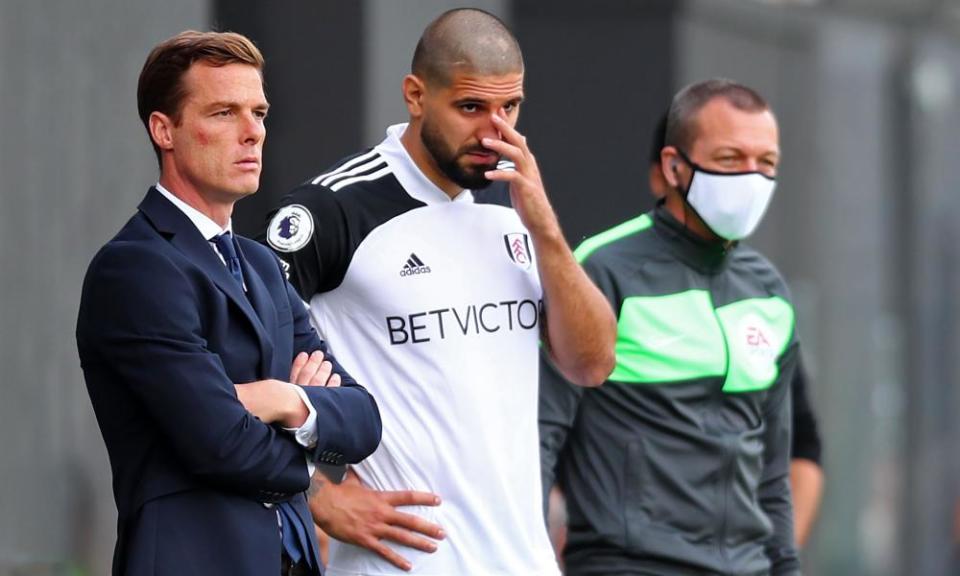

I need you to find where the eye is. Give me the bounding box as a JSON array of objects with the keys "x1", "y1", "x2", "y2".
[
  {"x1": 503, "y1": 100, "x2": 522, "y2": 114},
  {"x1": 459, "y1": 103, "x2": 479, "y2": 113},
  {"x1": 254, "y1": 109, "x2": 268, "y2": 120},
  {"x1": 213, "y1": 109, "x2": 233, "y2": 118}
]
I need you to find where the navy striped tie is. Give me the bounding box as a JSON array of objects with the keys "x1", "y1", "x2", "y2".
[
  {"x1": 213, "y1": 232, "x2": 245, "y2": 288},
  {"x1": 215, "y1": 232, "x2": 311, "y2": 566}
]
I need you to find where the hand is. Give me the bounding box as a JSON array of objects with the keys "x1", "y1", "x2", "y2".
[
  {"x1": 234, "y1": 379, "x2": 308, "y2": 427},
  {"x1": 482, "y1": 114, "x2": 561, "y2": 240},
  {"x1": 308, "y1": 469, "x2": 444, "y2": 571},
  {"x1": 291, "y1": 350, "x2": 341, "y2": 388}
]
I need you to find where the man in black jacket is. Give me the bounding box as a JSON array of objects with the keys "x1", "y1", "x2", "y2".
[{"x1": 540, "y1": 79, "x2": 802, "y2": 575}]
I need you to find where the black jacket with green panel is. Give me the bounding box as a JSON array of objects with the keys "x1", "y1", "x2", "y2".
[{"x1": 540, "y1": 204, "x2": 801, "y2": 576}]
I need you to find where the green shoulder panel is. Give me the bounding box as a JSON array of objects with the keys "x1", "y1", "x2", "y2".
[
  {"x1": 610, "y1": 290, "x2": 726, "y2": 383},
  {"x1": 573, "y1": 214, "x2": 652, "y2": 263},
  {"x1": 715, "y1": 296, "x2": 795, "y2": 393},
  {"x1": 610, "y1": 292, "x2": 795, "y2": 392}
]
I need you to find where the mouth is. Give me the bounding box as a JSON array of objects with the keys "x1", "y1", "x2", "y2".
[
  {"x1": 235, "y1": 157, "x2": 261, "y2": 171},
  {"x1": 463, "y1": 149, "x2": 498, "y2": 164}
]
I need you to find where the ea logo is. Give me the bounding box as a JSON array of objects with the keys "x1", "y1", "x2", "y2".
[
  {"x1": 746, "y1": 325, "x2": 771, "y2": 348},
  {"x1": 740, "y1": 314, "x2": 777, "y2": 370},
  {"x1": 267, "y1": 205, "x2": 314, "y2": 253}
]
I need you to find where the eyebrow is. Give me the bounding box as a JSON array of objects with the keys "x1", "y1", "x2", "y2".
[
  {"x1": 204, "y1": 100, "x2": 270, "y2": 111},
  {"x1": 713, "y1": 146, "x2": 779, "y2": 159},
  {"x1": 452, "y1": 95, "x2": 525, "y2": 105}
]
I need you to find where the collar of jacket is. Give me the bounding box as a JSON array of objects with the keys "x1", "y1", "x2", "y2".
[
  {"x1": 138, "y1": 187, "x2": 275, "y2": 376},
  {"x1": 652, "y1": 201, "x2": 735, "y2": 274}
]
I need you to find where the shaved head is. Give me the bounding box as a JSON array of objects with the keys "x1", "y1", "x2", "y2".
[{"x1": 412, "y1": 8, "x2": 523, "y2": 87}]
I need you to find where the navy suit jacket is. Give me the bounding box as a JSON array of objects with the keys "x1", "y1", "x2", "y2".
[{"x1": 77, "y1": 188, "x2": 381, "y2": 576}]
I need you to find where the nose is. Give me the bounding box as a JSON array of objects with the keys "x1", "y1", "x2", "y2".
[
  {"x1": 241, "y1": 111, "x2": 265, "y2": 145},
  {"x1": 737, "y1": 156, "x2": 758, "y2": 173},
  {"x1": 478, "y1": 109, "x2": 507, "y2": 142}
]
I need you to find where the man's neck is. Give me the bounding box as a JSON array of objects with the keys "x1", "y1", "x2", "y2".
[
  {"x1": 158, "y1": 174, "x2": 233, "y2": 228},
  {"x1": 663, "y1": 193, "x2": 724, "y2": 245}
]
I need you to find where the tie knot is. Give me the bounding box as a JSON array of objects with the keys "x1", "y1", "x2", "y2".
[{"x1": 214, "y1": 232, "x2": 238, "y2": 261}]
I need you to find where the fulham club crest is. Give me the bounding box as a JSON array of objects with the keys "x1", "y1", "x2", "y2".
[{"x1": 504, "y1": 232, "x2": 533, "y2": 271}]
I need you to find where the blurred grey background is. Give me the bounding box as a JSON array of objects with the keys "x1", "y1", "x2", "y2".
[{"x1": 2, "y1": 0, "x2": 958, "y2": 574}]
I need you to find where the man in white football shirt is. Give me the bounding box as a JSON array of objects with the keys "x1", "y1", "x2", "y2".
[{"x1": 264, "y1": 9, "x2": 616, "y2": 575}]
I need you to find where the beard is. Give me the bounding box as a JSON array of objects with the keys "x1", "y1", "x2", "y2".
[{"x1": 420, "y1": 117, "x2": 499, "y2": 190}]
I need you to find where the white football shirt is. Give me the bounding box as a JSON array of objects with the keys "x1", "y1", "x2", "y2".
[{"x1": 267, "y1": 124, "x2": 559, "y2": 576}]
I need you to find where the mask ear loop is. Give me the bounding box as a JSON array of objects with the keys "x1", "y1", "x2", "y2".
[{"x1": 672, "y1": 155, "x2": 691, "y2": 229}]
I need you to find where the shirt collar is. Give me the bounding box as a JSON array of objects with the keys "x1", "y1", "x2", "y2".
[
  {"x1": 374, "y1": 123, "x2": 475, "y2": 206},
  {"x1": 653, "y1": 201, "x2": 733, "y2": 274},
  {"x1": 155, "y1": 183, "x2": 232, "y2": 240}
]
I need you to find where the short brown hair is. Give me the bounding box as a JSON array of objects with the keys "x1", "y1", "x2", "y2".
[
  {"x1": 137, "y1": 30, "x2": 264, "y2": 166},
  {"x1": 665, "y1": 78, "x2": 770, "y2": 153}
]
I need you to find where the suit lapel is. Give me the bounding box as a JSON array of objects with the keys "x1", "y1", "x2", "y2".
[
  {"x1": 235, "y1": 240, "x2": 276, "y2": 374},
  {"x1": 138, "y1": 188, "x2": 274, "y2": 378}
]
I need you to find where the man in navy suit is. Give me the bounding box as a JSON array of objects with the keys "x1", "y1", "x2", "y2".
[{"x1": 76, "y1": 31, "x2": 381, "y2": 576}]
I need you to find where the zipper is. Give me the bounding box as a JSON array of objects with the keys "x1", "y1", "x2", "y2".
[{"x1": 708, "y1": 282, "x2": 734, "y2": 572}]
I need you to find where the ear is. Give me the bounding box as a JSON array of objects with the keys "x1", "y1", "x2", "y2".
[
  {"x1": 148, "y1": 111, "x2": 176, "y2": 152},
  {"x1": 660, "y1": 146, "x2": 682, "y2": 189},
  {"x1": 402, "y1": 74, "x2": 426, "y2": 118}
]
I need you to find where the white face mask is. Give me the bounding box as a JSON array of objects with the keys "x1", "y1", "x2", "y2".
[{"x1": 678, "y1": 154, "x2": 777, "y2": 241}]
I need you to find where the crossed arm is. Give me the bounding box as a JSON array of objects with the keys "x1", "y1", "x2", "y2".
[
  {"x1": 235, "y1": 264, "x2": 382, "y2": 466},
  {"x1": 79, "y1": 243, "x2": 380, "y2": 499},
  {"x1": 235, "y1": 349, "x2": 343, "y2": 428}
]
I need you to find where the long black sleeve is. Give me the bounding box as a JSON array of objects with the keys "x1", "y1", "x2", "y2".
[{"x1": 790, "y1": 356, "x2": 822, "y2": 465}]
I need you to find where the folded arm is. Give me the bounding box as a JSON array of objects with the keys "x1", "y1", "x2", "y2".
[
  {"x1": 285, "y1": 276, "x2": 382, "y2": 464},
  {"x1": 78, "y1": 243, "x2": 314, "y2": 497},
  {"x1": 236, "y1": 272, "x2": 382, "y2": 466}
]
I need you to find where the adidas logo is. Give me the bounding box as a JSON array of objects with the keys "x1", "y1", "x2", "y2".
[{"x1": 399, "y1": 253, "x2": 432, "y2": 277}]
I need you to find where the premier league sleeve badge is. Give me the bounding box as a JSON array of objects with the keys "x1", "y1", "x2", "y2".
[{"x1": 267, "y1": 204, "x2": 314, "y2": 253}]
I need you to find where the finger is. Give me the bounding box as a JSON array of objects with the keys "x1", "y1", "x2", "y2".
[
  {"x1": 295, "y1": 350, "x2": 325, "y2": 386},
  {"x1": 379, "y1": 526, "x2": 439, "y2": 552},
  {"x1": 326, "y1": 373, "x2": 342, "y2": 388},
  {"x1": 289, "y1": 351, "x2": 309, "y2": 383},
  {"x1": 481, "y1": 137, "x2": 524, "y2": 167},
  {"x1": 366, "y1": 539, "x2": 412, "y2": 572},
  {"x1": 382, "y1": 490, "x2": 442, "y2": 507},
  {"x1": 308, "y1": 360, "x2": 333, "y2": 387},
  {"x1": 490, "y1": 114, "x2": 527, "y2": 150},
  {"x1": 385, "y1": 511, "x2": 445, "y2": 540},
  {"x1": 483, "y1": 169, "x2": 523, "y2": 183}
]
